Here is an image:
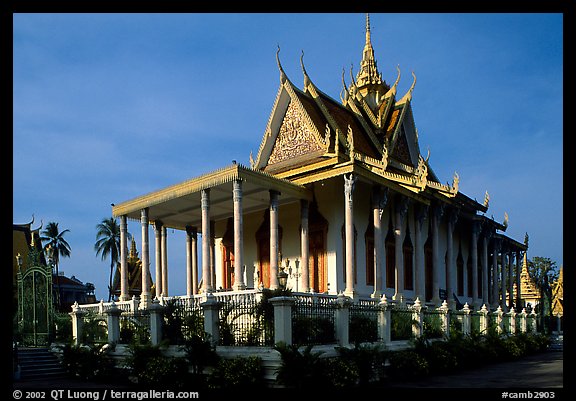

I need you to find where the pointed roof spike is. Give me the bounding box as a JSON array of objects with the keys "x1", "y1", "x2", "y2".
[
  {"x1": 398, "y1": 71, "x2": 417, "y2": 104},
  {"x1": 276, "y1": 45, "x2": 287, "y2": 84},
  {"x1": 300, "y1": 50, "x2": 311, "y2": 88},
  {"x1": 365, "y1": 13, "x2": 371, "y2": 45}
]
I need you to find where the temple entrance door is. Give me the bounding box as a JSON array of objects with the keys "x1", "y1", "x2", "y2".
[
  {"x1": 17, "y1": 249, "x2": 53, "y2": 346},
  {"x1": 257, "y1": 240, "x2": 270, "y2": 288},
  {"x1": 222, "y1": 245, "x2": 235, "y2": 290},
  {"x1": 309, "y1": 229, "x2": 326, "y2": 293},
  {"x1": 221, "y1": 218, "x2": 235, "y2": 290},
  {"x1": 424, "y1": 235, "x2": 433, "y2": 302},
  {"x1": 308, "y1": 202, "x2": 328, "y2": 293}
]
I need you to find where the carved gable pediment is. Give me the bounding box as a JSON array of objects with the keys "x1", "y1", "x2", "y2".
[
  {"x1": 254, "y1": 80, "x2": 327, "y2": 173},
  {"x1": 268, "y1": 100, "x2": 324, "y2": 165}
]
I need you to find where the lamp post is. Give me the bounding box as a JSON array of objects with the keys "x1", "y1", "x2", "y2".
[
  {"x1": 289, "y1": 258, "x2": 301, "y2": 292},
  {"x1": 277, "y1": 258, "x2": 289, "y2": 291}
]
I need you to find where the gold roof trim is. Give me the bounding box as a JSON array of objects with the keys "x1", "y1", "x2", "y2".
[{"x1": 112, "y1": 163, "x2": 312, "y2": 218}]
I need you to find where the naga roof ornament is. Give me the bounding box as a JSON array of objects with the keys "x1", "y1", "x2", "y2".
[{"x1": 276, "y1": 45, "x2": 287, "y2": 84}]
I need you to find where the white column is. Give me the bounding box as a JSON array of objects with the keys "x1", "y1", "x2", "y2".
[
  {"x1": 185, "y1": 226, "x2": 196, "y2": 297},
  {"x1": 431, "y1": 203, "x2": 444, "y2": 306},
  {"x1": 344, "y1": 174, "x2": 356, "y2": 298},
  {"x1": 471, "y1": 221, "x2": 480, "y2": 308},
  {"x1": 501, "y1": 247, "x2": 507, "y2": 312},
  {"x1": 372, "y1": 187, "x2": 387, "y2": 298},
  {"x1": 446, "y1": 208, "x2": 458, "y2": 309},
  {"x1": 491, "y1": 239, "x2": 500, "y2": 307},
  {"x1": 233, "y1": 179, "x2": 246, "y2": 290},
  {"x1": 482, "y1": 230, "x2": 491, "y2": 308},
  {"x1": 300, "y1": 199, "x2": 310, "y2": 293},
  {"x1": 269, "y1": 190, "x2": 280, "y2": 290},
  {"x1": 414, "y1": 204, "x2": 428, "y2": 302},
  {"x1": 154, "y1": 221, "x2": 162, "y2": 299},
  {"x1": 393, "y1": 196, "x2": 408, "y2": 302},
  {"x1": 161, "y1": 225, "x2": 168, "y2": 296},
  {"x1": 140, "y1": 208, "x2": 151, "y2": 307},
  {"x1": 201, "y1": 189, "x2": 212, "y2": 293},
  {"x1": 119, "y1": 215, "x2": 129, "y2": 301}
]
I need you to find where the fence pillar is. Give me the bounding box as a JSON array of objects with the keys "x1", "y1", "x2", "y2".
[
  {"x1": 530, "y1": 311, "x2": 538, "y2": 333},
  {"x1": 129, "y1": 295, "x2": 139, "y2": 314},
  {"x1": 412, "y1": 298, "x2": 424, "y2": 338},
  {"x1": 105, "y1": 301, "x2": 122, "y2": 344},
  {"x1": 69, "y1": 302, "x2": 87, "y2": 346},
  {"x1": 555, "y1": 314, "x2": 562, "y2": 334},
  {"x1": 438, "y1": 300, "x2": 450, "y2": 337},
  {"x1": 479, "y1": 304, "x2": 489, "y2": 334},
  {"x1": 335, "y1": 293, "x2": 352, "y2": 346},
  {"x1": 270, "y1": 296, "x2": 295, "y2": 345},
  {"x1": 461, "y1": 303, "x2": 471, "y2": 336},
  {"x1": 519, "y1": 308, "x2": 527, "y2": 333},
  {"x1": 148, "y1": 299, "x2": 164, "y2": 346},
  {"x1": 378, "y1": 295, "x2": 391, "y2": 345},
  {"x1": 508, "y1": 307, "x2": 516, "y2": 335},
  {"x1": 494, "y1": 306, "x2": 504, "y2": 335},
  {"x1": 201, "y1": 293, "x2": 220, "y2": 346}
]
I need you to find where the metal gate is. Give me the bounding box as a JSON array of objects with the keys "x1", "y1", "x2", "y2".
[{"x1": 17, "y1": 249, "x2": 54, "y2": 346}]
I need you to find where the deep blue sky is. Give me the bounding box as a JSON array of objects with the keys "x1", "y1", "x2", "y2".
[{"x1": 13, "y1": 13, "x2": 563, "y2": 301}]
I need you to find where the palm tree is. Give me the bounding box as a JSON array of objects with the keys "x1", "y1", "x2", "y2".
[
  {"x1": 95, "y1": 217, "x2": 131, "y2": 302},
  {"x1": 40, "y1": 222, "x2": 72, "y2": 308}
]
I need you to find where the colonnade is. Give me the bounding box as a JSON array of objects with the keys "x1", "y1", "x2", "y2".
[{"x1": 118, "y1": 174, "x2": 525, "y2": 311}]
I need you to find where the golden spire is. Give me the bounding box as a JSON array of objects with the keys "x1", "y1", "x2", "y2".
[{"x1": 356, "y1": 13, "x2": 382, "y2": 88}]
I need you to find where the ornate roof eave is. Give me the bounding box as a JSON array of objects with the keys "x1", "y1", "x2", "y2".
[
  {"x1": 289, "y1": 162, "x2": 431, "y2": 205},
  {"x1": 302, "y1": 53, "x2": 382, "y2": 159}
]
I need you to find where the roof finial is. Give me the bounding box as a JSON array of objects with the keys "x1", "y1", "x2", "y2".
[
  {"x1": 365, "y1": 13, "x2": 371, "y2": 45},
  {"x1": 300, "y1": 50, "x2": 311, "y2": 88},
  {"x1": 276, "y1": 45, "x2": 287, "y2": 84}
]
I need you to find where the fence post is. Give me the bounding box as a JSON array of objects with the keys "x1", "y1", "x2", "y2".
[
  {"x1": 378, "y1": 295, "x2": 391, "y2": 345},
  {"x1": 508, "y1": 307, "x2": 516, "y2": 335},
  {"x1": 530, "y1": 310, "x2": 538, "y2": 333},
  {"x1": 412, "y1": 297, "x2": 424, "y2": 338},
  {"x1": 148, "y1": 298, "x2": 164, "y2": 346},
  {"x1": 69, "y1": 302, "x2": 87, "y2": 346},
  {"x1": 270, "y1": 296, "x2": 295, "y2": 345},
  {"x1": 519, "y1": 308, "x2": 527, "y2": 333},
  {"x1": 494, "y1": 306, "x2": 504, "y2": 335},
  {"x1": 129, "y1": 295, "x2": 139, "y2": 314},
  {"x1": 439, "y1": 300, "x2": 450, "y2": 337},
  {"x1": 479, "y1": 304, "x2": 489, "y2": 334},
  {"x1": 105, "y1": 301, "x2": 122, "y2": 344},
  {"x1": 201, "y1": 293, "x2": 220, "y2": 346},
  {"x1": 461, "y1": 303, "x2": 471, "y2": 336},
  {"x1": 335, "y1": 292, "x2": 351, "y2": 346}
]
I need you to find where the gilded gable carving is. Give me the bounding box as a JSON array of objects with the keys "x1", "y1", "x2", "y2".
[{"x1": 268, "y1": 101, "x2": 322, "y2": 165}]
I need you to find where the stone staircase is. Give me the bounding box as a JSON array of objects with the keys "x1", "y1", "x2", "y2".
[{"x1": 16, "y1": 347, "x2": 67, "y2": 381}]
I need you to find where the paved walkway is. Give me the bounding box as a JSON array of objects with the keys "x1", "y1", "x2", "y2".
[{"x1": 387, "y1": 350, "x2": 563, "y2": 388}]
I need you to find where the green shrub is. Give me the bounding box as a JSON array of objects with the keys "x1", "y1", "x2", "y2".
[
  {"x1": 322, "y1": 357, "x2": 359, "y2": 388},
  {"x1": 387, "y1": 350, "x2": 429, "y2": 381},
  {"x1": 208, "y1": 356, "x2": 265, "y2": 389},
  {"x1": 274, "y1": 342, "x2": 327, "y2": 388},
  {"x1": 124, "y1": 343, "x2": 190, "y2": 388},
  {"x1": 336, "y1": 343, "x2": 387, "y2": 385},
  {"x1": 59, "y1": 343, "x2": 116, "y2": 381}
]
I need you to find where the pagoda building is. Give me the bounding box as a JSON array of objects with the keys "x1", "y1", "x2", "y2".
[{"x1": 111, "y1": 15, "x2": 527, "y2": 310}]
